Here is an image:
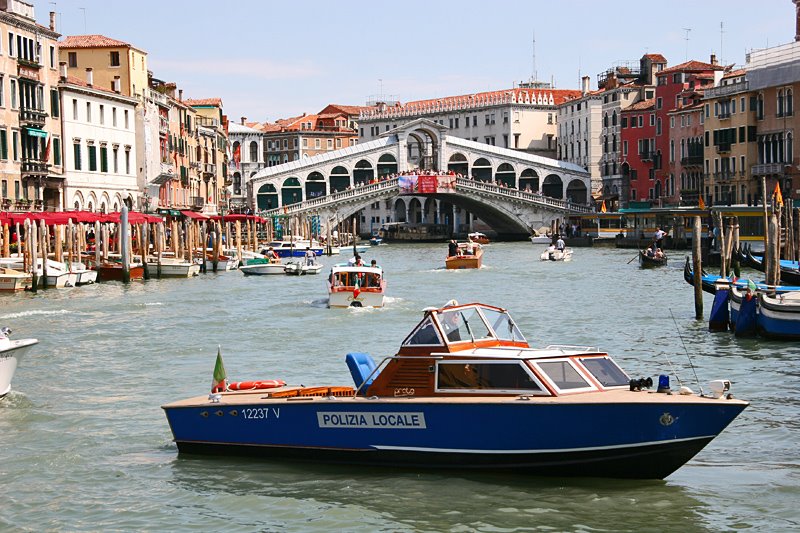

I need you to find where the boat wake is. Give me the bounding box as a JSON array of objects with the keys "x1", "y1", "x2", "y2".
[
  {"x1": 0, "y1": 309, "x2": 70, "y2": 320},
  {"x1": 143, "y1": 302, "x2": 164, "y2": 307}
]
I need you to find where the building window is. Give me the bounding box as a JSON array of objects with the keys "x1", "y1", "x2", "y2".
[
  {"x1": 112, "y1": 108, "x2": 117, "y2": 127},
  {"x1": 315, "y1": 138, "x2": 320, "y2": 149},
  {"x1": 99, "y1": 105, "x2": 104, "y2": 125},
  {"x1": 302, "y1": 138, "x2": 307, "y2": 148},
  {"x1": 110, "y1": 51, "x2": 120, "y2": 67},
  {"x1": 0, "y1": 129, "x2": 7, "y2": 160},
  {"x1": 12, "y1": 131, "x2": 18, "y2": 161},
  {"x1": 73, "y1": 142, "x2": 82, "y2": 170},
  {"x1": 86, "y1": 102, "x2": 91, "y2": 123},
  {"x1": 88, "y1": 144, "x2": 97, "y2": 171},
  {"x1": 787, "y1": 89, "x2": 794, "y2": 116},
  {"x1": 100, "y1": 145, "x2": 108, "y2": 172},
  {"x1": 327, "y1": 139, "x2": 333, "y2": 149},
  {"x1": 113, "y1": 146, "x2": 119, "y2": 173},
  {"x1": 124, "y1": 110, "x2": 129, "y2": 129},
  {"x1": 125, "y1": 149, "x2": 131, "y2": 174},
  {"x1": 68, "y1": 51, "x2": 77, "y2": 67},
  {"x1": 53, "y1": 137, "x2": 61, "y2": 166},
  {"x1": 10, "y1": 79, "x2": 16, "y2": 109},
  {"x1": 656, "y1": 97, "x2": 662, "y2": 109}
]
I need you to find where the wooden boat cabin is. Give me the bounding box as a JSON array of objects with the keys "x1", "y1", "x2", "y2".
[{"x1": 354, "y1": 302, "x2": 630, "y2": 397}]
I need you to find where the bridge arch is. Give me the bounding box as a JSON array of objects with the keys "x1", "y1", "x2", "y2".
[
  {"x1": 329, "y1": 165, "x2": 351, "y2": 192},
  {"x1": 281, "y1": 177, "x2": 302, "y2": 206},
  {"x1": 566, "y1": 178, "x2": 588, "y2": 204},
  {"x1": 519, "y1": 168, "x2": 539, "y2": 192},
  {"x1": 257, "y1": 183, "x2": 278, "y2": 210},
  {"x1": 354, "y1": 159, "x2": 374, "y2": 186},
  {"x1": 496, "y1": 163, "x2": 516, "y2": 188},
  {"x1": 406, "y1": 125, "x2": 441, "y2": 171},
  {"x1": 306, "y1": 171, "x2": 326, "y2": 199},
  {"x1": 542, "y1": 174, "x2": 563, "y2": 199},
  {"x1": 448, "y1": 153, "x2": 468, "y2": 176},
  {"x1": 408, "y1": 197, "x2": 423, "y2": 223},
  {"x1": 394, "y1": 197, "x2": 407, "y2": 222},
  {"x1": 472, "y1": 157, "x2": 492, "y2": 182},
  {"x1": 377, "y1": 153, "x2": 397, "y2": 177},
  {"x1": 423, "y1": 197, "x2": 437, "y2": 224}
]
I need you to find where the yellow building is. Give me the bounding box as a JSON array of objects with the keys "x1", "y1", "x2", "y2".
[
  {"x1": 185, "y1": 99, "x2": 229, "y2": 214},
  {"x1": 57, "y1": 35, "x2": 148, "y2": 99},
  {"x1": 702, "y1": 69, "x2": 759, "y2": 205}
]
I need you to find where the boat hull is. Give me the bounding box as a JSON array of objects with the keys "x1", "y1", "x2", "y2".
[
  {"x1": 639, "y1": 251, "x2": 667, "y2": 268},
  {"x1": 328, "y1": 289, "x2": 385, "y2": 308},
  {"x1": 0, "y1": 339, "x2": 36, "y2": 398},
  {"x1": 757, "y1": 293, "x2": 800, "y2": 339},
  {"x1": 97, "y1": 264, "x2": 145, "y2": 282},
  {"x1": 446, "y1": 248, "x2": 483, "y2": 269},
  {"x1": 163, "y1": 397, "x2": 746, "y2": 480},
  {"x1": 240, "y1": 263, "x2": 286, "y2": 276},
  {"x1": 147, "y1": 261, "x2": 200, "y2": 278},
  {"x1": 0, "y1": 271, "x2": 32, "y2": 292}
]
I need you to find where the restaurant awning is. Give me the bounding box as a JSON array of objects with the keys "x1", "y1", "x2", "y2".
[
  {"x1": 150, "y1": 173, "x2": 176, "y2": 185},
  {"x1": 181, "y1": 210, "x2": 208, "y2": 220}
]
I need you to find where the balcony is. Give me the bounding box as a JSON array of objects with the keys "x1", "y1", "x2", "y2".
[
  {"x1": 752, "y1": 162, "x2": 787, "y2": 175},
  {"x1": 718, "y1": 111, "x2": 731, "y2": 120},
  {"x1": 681, "y1": 155, "x2": 704, "y2": 166},
  {"x1": 21, "y1": 160, "x2": 50, "y2": 176},
  {"x1": 704, "y1": 80, "x2": 749, "y2": 99},
  {"x1": 191, "y1": 196, "x2": 204, "y2": 209},
  {"x1": 19, "y1": 107, "x2": 47, "y2": 128},
  {"x1": 17, "y1": 56, "x2": 41, "y2": 70},
  {"x1": 203, "y1": 163, "x2": 216, "y2": 176},
  {"x1": 716, "y1": 143, "x2": 731, "y2": 154},
  {"x1": 713, "y1": 171, "x2": 736, "y2": 181},
  {"x1": 640, "y1": 151, "x2": 657, "y2": 162}
]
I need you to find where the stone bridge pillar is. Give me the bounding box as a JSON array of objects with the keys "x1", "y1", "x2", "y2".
[{"x1": 397, "y1": 132, "x2": 409, "y2": 171}]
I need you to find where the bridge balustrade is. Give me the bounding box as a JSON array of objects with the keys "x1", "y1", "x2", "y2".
[
  {"x1": 261, "y1": 178, "x2": 400, "y2": 217},
  {"x1": 454, "y1": 178, "x2": 592, "y2": 213}
]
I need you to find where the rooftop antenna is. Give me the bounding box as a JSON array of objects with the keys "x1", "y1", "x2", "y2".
[
  {"x1": 79, "y1": 6, "x2": 87, "y2": 32},
  {"x1": 720, "y1": 21, "x2": 725, "y2": 64},
  {"x1": 531, "y1": 30, "x2": 537, "y2": 83},
  {"x1": 682, "y1": 27, "x2": 692, "y2": 61}
]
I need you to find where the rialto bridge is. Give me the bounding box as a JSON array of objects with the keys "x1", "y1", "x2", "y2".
[{"x1": 248, "y1": 119, "x2": 592, "y2": 238}]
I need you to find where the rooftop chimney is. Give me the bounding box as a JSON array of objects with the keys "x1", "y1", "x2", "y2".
[
  {"x1": 59, "y1": 61, "x2": 67, "y2": 82},
  {"x1": 241, "y1": 116, "x2": 246, "y2": 125},
  {"x1": 178, "y1": 89, "x2": 183, "y2": 101},
  {"x1": 581, "y1": 75, "x2": 590, "y2": 95},
  {"x1": 113, "y1": 76, "x2": 121, "y2": 94},
  {"x1": 710, "y1": 53, "x2": 718, "y2": 66},
  {"x1": 85, "y1": 68, "x2": 93, "y2": 87},
  {"x1": 796, "y1": 0, "x2": 800, "y2": 41},
  {"x1": 49, "y1": 11, "x2": 56, "y2": 31}
]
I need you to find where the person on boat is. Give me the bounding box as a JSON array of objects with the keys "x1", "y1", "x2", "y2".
[
  {"x1": 370, "y1": 259, "x2": 378, "y2": 268},
  {"x1": 304, "y1": 247, "x2": 316, "y2": 266},
  {"x1": 348, "y1": 254, "x2": 365, "y2": 267},
  {"x1": 556, "y1": 236, "x2": 566, "y2": 251},
  {"x1": 654, "y1": 248, "x2": 665, "y2": 260},
  {"x1": 448, "y1": 239, "x2": 458, "y2": 258},
  {"x1": 547, "y1": 244, "x2": 557, "y2": 261},
  {"x1": 646, "y1": 242, "x2": 657, "y2": 258},
  {"x1": 654, "y1": 227, "x2": 667, "y2": 249},
  {"x1": 266, "y1": 247, "x2": 280, "y2": 263},
  {"x1": 465, "y1": 239, "x2": 475, "y2": 256}
]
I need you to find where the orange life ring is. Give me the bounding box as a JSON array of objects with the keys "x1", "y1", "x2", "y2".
[{"x1": 227, "y1": 380, "x2": 286, "y2": 391}]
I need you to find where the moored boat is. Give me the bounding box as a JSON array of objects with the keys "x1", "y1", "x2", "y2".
[
  {"x1": 146, "y1": 257, "x2": 200, "y2": 278},
  {"x1": 757, "y1": 291, "x2": 800, "y2": 340},
  {"x1": 445, "y1": 244, "x2": 483, "y2": 269},
  {"x1": 161, "y1": 301, "x2": 748, "y2": 479},
  {"x1": 328, "y1": 264, "x2": 385, "y2": 308},
  {"x1": 0, "y1": 268, "x2": 32, "y2": 292},
  {"x1": 204, "y1": 254, "x2": 240, "y2": 272},
  {"x1": 240, "y1": 258, "x2": 286, "y2": 276},
  {"x1": 0, "y1": 327, "x2": 37, "y2": 399},
  {"x1": 96, "y1": 262, "x2": 145, "y2": 282},
  {"x1": 284, "y1": 261, "x2": 324, "y2": 276}
]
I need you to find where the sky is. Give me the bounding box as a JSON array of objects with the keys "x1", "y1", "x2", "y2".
[{"x1": 38, "y1": 0, "x2": 794, "y2": 124}]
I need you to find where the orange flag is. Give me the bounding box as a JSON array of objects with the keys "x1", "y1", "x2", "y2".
[
  {"x1": 698, "y1": 196, "x2": 706, "y2": 209},
  {"x1": 774, "y1": 182, "x2": 784, "y2": 207},
  {"x1": 600, "y1": 200, "x2": 607, "y2": 213}
]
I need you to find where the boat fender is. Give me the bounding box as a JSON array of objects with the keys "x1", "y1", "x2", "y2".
[{"x1": 227, "y1": 380, "x2": 286, "y2": 391}]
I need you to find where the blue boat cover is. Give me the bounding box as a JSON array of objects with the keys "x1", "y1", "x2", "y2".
[
  {"x1": 709, "y1": 289, "x2": 730, "y2": 332},
  {"x1": 735, "y1": 293, "x2": 758, "y2": 337},
  {"x1": 345, "y1": 352, "x2": 377, "y2": 392}
]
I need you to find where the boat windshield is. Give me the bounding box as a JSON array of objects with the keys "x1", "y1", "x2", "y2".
[
  {"x1": 438, "y1": 307, "x2": 492, "y2": 343},
  {"x1": 579, "y1": 357, "x2": 629, "y2": 387},
  {"x1": 480, "y1": 307, "x2": 525, "y2": 343}
]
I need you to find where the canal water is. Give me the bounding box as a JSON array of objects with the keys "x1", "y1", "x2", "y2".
[{"x1": 1, "y1": 243, "x2": 798, "y2": 532}]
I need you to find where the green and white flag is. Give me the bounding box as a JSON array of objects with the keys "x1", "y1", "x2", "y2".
[{"x1": 211, "y1": 346, "x2": 227, "y2": 393}]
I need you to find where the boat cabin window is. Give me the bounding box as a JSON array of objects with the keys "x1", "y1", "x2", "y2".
[
  {"x1": 534, "y1": 360, "x2": 593, "y2": 392},
  {"x1": 480, "y1": 307, "x2": 525, "y2": 342},
  {"x1": 332, "y1": 271, "x2": 381, "y2": 288},
  {"x1": 403, "y1": 316, "x2": 444, "y2": 346},
  {"x1": 438, "y1": 307, "x2": 492, "y2": 344},
  {"x1": 579, "y1": 357, "x2": 629, "y2": 387},
  {"x1": 436, "y1": 361, "x2": 545, "y2": 393}
]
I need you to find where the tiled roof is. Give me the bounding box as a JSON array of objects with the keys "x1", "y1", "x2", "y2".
[
  {"x1": 322, "y1": 104, "x2": 372, "y2": 115},
  {"x1": 643, "y1": 53, "x2": 668, "y2": 63},
  {"x1": 60, "y1": 34, "x2": 132, "y2": 49},
  {"x1": 184, "y1": 98, "x2": 222, "y2": 107},
  {"x1": 403, "y1": 88, "x2": 581, "y2": 110},
  {"x1": 657, "y1": 60, "x2": 725, "y2": 75},
  {"x1": 624, "y1": 98, "x2": 655, "y2": 111},
  {"x1": 723, "y1": 68, "x2": 746, "y2": 79},
  {"x1": 318, "y1": 112, "x2": 345, "y2": 119}
]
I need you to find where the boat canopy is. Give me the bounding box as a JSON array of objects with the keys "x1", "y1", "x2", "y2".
[{"x1": 402, "y1": 303, "x2": 527, "y2": 349}]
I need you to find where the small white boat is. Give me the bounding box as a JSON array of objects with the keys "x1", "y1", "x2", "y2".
[
  {"x1": 147, "y1": 257, "x2": 200, "y2": 278},
  {"x1": 530, "y1": 234, "x2": 552, "y2": 244},
  {"x1": 0, "y1": 268, "x2": 32, "y2": 292},
  {"x1": 67, "y1": 262, "x2": 98, "y2": 285},
  {"x1": 284, "y1": 261, "x2": 324, "y2": 276},
  {"x1": 0, "y1": 258, "x2": 75, "y2": 288},
  {"x1": 240, "y1": 259, "x2": 286, "y2": 276},
  {"x1": 540, "y1": 248, "x2": 573, "y2": 262},
  {"x1": 328, "y1": 264, "x2": 386, "y2": 308},
  {"x1": 0, "y1": 327, "x2": 37, "y2": 399},
  {"x1": 204, "y1": 255, "x2": 240, "y2": 272}
]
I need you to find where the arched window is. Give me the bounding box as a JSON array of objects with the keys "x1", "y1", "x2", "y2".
[
  {"x1": 786, "y1": 132, "x2": 793, "y2": 163},
  {"x1": 787, "y1": 89, "x2": 794, "y2": 117},
  {"x1": 612, "y1": 111, "x2": 617, "y2": 126},
  {"x1": 249, "y1": 141, "x2": 258, "y2": 162},
  {"x1": 757, "y1": 93, "x2": 764, "y2": 120},
  {"x1": 603, "y1": 113, "x2": 608, "y2": 127},
  {"x1": 778, "y1": 89, "x2": 785, "y2": 117}
]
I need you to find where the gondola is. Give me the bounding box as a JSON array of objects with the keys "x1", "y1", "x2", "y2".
[
  {"x1": 640, "y1": 250, "x2": 667, "y2": 268},
  {"x1": 744, "y1": 244, "x2": 800, "y2": 285},
  {"x1": 683, "y1": 257, "x2": 721, "y2": 295}
]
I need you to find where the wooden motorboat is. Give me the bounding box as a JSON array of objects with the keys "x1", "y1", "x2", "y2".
[
  {"x1": 96, "y1": 262, "x2": 145, "y2": 282},
  {"x1": 162, "y1": 301, "x2": 748, "y2": 479},
  {"x1": 446, "y1": 244, "x2": 483, "y2": 269},
  {"x1": 468, "y1": 232, "x2": 490, "y2": 245},
  {"x1": 0, "y1": 268, "x2": 32, "y2": 292}
]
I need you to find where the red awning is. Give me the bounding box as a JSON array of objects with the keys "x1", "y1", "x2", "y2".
[{"x1": 181, "y1": 210, "x2": 208, "y2": 220}]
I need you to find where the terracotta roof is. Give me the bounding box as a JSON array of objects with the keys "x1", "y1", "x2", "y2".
[
  {"x1": 643, "y1": 53, "x2": 668, "y2": 63},
  {"x1": 657, "y1": 60, "x2": 725, "y2": 75},
  {"x1": 624, "y1": 98, "x2": 655, "y2": 112},
  {"x1": 401, "y1": 88, "x2": 581, "y2": 111},
  {"x1": 60, "y1": 34, "x2": 132, "y2": 49},
  {"x1": 722, "y1": 68, "x2": 746, "y2": 79},
  {"x1": 318, "y1": 112, "x2": 346, "y2": 119},
  {"x1": 321, "y1": 104, "x2": 372, "y2": 115},
  {"x1": 184, "y1": 98, "x2": 222, "y2": 107}
]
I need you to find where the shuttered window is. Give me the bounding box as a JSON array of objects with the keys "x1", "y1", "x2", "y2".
[
  {"x1": 73, "y1": 142, "x2": 81, "y2": 170},
  {"x1": 0, "y1": 129, "x2": 7, "y2": 160},
  {"x1": 50, "y1": 89, "x2": 60, "y2": 117},
  {"x1": 53, "y1": 137, "x2": 61, "y2": 166},
  {"x1": 100, "y1": 146, "x2": 108, "y2": 172},
  {"x1": 88, "y1": 145, "x2": 97, "y2": 171}
]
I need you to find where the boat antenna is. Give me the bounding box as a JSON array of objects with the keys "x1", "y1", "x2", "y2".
[{"x1": 668, "y1": 308, "x2": 703, "y2": 395}]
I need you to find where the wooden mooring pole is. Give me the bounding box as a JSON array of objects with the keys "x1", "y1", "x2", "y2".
[{"x1": 692, "y1": 216, "x2": 703, "y2": 319}]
